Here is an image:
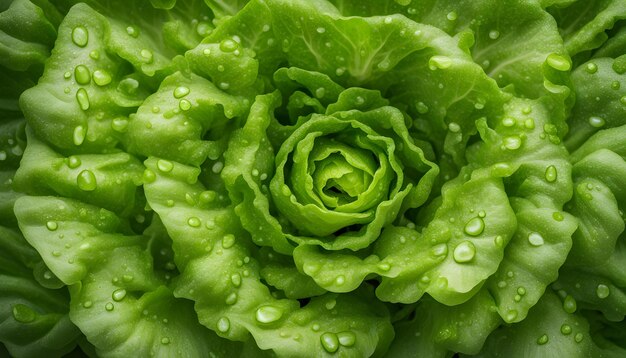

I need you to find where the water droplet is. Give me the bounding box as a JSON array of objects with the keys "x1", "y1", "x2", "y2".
[
  {"x1": 255, "y1": 306, "x2": 283, "y2": 323},
  {"x1": 212, "y1": 161, "x2": 224, "y2": 174},
  {"x1": 222, "y1": 234, "x2": 235, "y2": 248},
  {"x1": 217, "y1": 317, "x2": 230, "y2": 332},
  {"x1": 560, "y1": 324, "x2": 572, "y2": 335},
  {"x1": 160, "y1": 337, "x2": 170, "y2": 345},
  {"x1": 429, "y1": 55, "x2": 452, "y2": 70},
  {"x1": 157, "y1": 159, "x2": 174, "y2": 172},
  {"x1": 111, "y1": 118, "x2": 129, "y2": 132},
  {"x1": 430, "y1": 243, "x2": 448, "y2": 257},
  {"x1": 596, "y1": 284, "x2": 610, "y2": 298},
  {"x1": 464, "y1": 217, "x2": 485, "y2": 236},
  {"x1": 325, "y1": 299, "x2": 336, "y2": 310},
  {"x1": 74, "y1": 65, "x2": 91, "y2": 85},
  {"x1": 453, "y1": 241, "x2": 476, "y2": 263},
  {"x1": 12, "y1": 304, "x2": 38, "y2": 323},
  {"x1": 126, "y1": 26, "x2": 139, "y2": 38},
  {"x1": 83, "y1": 300, "x2": 93, "y2": 309},
  {"x1": 174, "y1": 86, "x2": 190, "y2": 98},
  {"x1": 220, "y1": 39, "x2": 238, "y2": 52},
  {"x1": 494, "y1": 235, "x2": 504, "y2": 247},
  {"x1": 225, "y1": 293, "x2": 238, "y2": 305},
  {"x1": 415, "y1": 101, "x2": 429, "y2": 114},
  {"x1": 524, "y1": 118, "x2": 535, "y2": 129},
  {"x1": 179, "y1": 99, "x2": 192, "y2": 111},
  {"x1": 76, "y1": 88, "x2": 90, "y2": 111},
  {"x1": 611, "y1": 80, "x2": 621, "y2": 90},
  {"x1": 93, "y1": 70, "x2": 112, "y2": 86},
  {"x1": 105, "y1": 302, "x2": 114, "y2": 311},
  {"x1": 72, "y1": 26, "x2": 89, "y2": 47},
  {"x1": 505, "y1": 310, "x2": 518, "y2": 323},
  {"x1": 448, "y1": 122, "x2": 461, "y2": 132},
  {"x1": 46, "y1": 221, "x2": 58, "y2": 231},
  {"x1": 112, "y1": 288, "x2": 127, "y2": 302},
  {"x1": 537, "y1": 334, "x2": 549, "y2": 345},
  {"x1": 316, "y1": 27, "x2": 326, "y2": 33},
  {"x1": 315, "y1": 87, "x2": 326, "y2": 98},
  {"x1": 503, "y1": 136, "x2": 522, "y2": 150},
  {"x1": 335, "y1": 275, "x2": 346, "y2": 285},
  {"x1": 545, "y1": 165, "x2": 557, "y2": 182},
  {"x1": 502, "y1": 117, "x2": 516, "y2": 127},
  {"x1": 588, "y1": 116, "x2": 605, "y2": 128},
  {"x1": 497, "y1": 280, "x2": 507, "y2": 288},
  {"x1": 196, "y1": 22, "x2": 212, "y2": 36},
  {"x1": 77, "y1": 170, "x2": 97, "y2": 191},
  {"x1": 187, "y1": 217, "x2": 201, "y2": 228},
  {"x1": 320, "y1": 332, "x2": 339, "y2": 353},
  {"x1": 546, "y1": 53, "x2": 571, "y2": 71},
  {"x1": 231, "y1": 274, "x2": 242, "y2": 287},
  {"x1": 528, "y1": 232, "x2": 544, "y2": 246},
  {"x1": 488, "y1": 30, "x2": 500, "y2": 40},
  {"x1": 219, "y1": 82, "x2": 230, "y2": 90},
  {"x1": 89, "y1": 50, "x2": 99, "y2": 60},
  {"x1": 584, "y1": 62, "x2": 597, "y2": 74},
  {"x1": 575, "y1": 333, "x2": 584, "y2": 343},
  {"x1": 337, "y1": 331, "x2": 356, "y2": 347},
  {"x1": 446, "y1": 11, "x2": 457, "y2": 21}
]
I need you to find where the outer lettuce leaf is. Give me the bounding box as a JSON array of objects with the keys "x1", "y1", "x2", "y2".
[
  {"x1": 143, "y1": 156, "x2": 394, "y2": 357},
  {"x1": 473, "y1": 291, "x2": 625, "y2": 358},
  {"x1": 0, "y1": 225, "x2": 81, "y2": 358},
  {"x1": 14, "y1": 195, "x2": 254, "y2": 357}
]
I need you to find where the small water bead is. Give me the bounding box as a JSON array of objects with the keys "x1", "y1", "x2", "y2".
[
  {"x1": 217, "y1": 317, "x2": 230, "y2": 332},
  {"x1": 560, "y1": 324, "x2": 572, "y2": 335},
  {"x1": 89, "y1": 50, "x2": 100, "y2": 60},
  {"x1": 537, "y1": 334, "x2": 549, "y2": 345},
  {"x1": 497, "y1": 281, "x2": 507, "y2": 288},
  {"x1": 430, "y1": 243, "x2": 448, "y2": 257},
  {"x1": 494, "y1": 235, "x2": 504, "y2": 247},
  {"x1": 219, "y1": 234, "x2": 235, "y2": 249},
  {"x1": 335, "y1": 275, "x2": 346, "y2": 285},
  {"x1": 464, "y1": 217, "x2": 485, "y2": 236},
  {"x1": 502, "y1": 117, "x2": 516, "y2": 127},
  {"x1": 187, "y1": 217, "x2": 201, "y2": 228},
  {"x1": 316, "y1": 27, "x2": 326, "y2": 34},
  {"x1": 83, "y1": 300, "x2": 93, "y2": 309},
  {"x1": 161, "y1": 337, "x2": 170, "y2": 345},
  {"x1": 588, "y1": 116, "x2": 605, "y2": 128},
  {"x1": 157, "y1": 159, "x2": 174, "y2": 172},
  {"x1": 174, "y1": 86, "x2": 190, "y2": 98},
  {"x1": 111, "y1": 118, "x2": 129, "y2": 132},
  {"x1": 546, "y1": 53, "x2": 571, "y2": 72},
  {"x1": 105, "y1": 302, "x2": 114, "y2": 311},
  {"x1": 448, "y1": 122, "x2": 461, "y2": 132},
  {"x1": 488, "y1": 30, "x2": 500, "y2": 40},
  {"x1": 575, "y1": 333, "x2": 584, "y2": 343},
  {"x1": 230, "y1": 273, "x2": 241, "y2": 287},
  {"x1": 196, "y1": 22, "x2": 212, "y2": 36},
  {"x1": 596, "y1": 284, "x2": 610, "y2": 298},
  {"x1": 503, "y1": 136, "x2": 522, "y2": 150},
  {"x1": 71, "y1": 26, "x2": 89, "y2": 47},
  {"x1": 446, "y1": 11, "x2": 458, "y2": 21},
  {"x1": 74, "y1": 65, "x2": 91, "y2": 85},
  {"x1": 563, "y1": 295, "x2": 577, "y2": 313},
  {"x1": 12, "y1": 304, "x2": 37, "y2": 323},
  {"x1": 611, "y1": 81, "x2": 621, "y2": 90},
  {"x1": 46, "y1": 221, "x2": 58, "y2": 231},
  {"x1": 179, "y1": 99, "x2": 192, "y2": 111},
  {"x1": 126, "y1": 26, "x2": 139, "y2": 37},
  {"x1": 76, "y1": 88, "x2": 90, "y2": 111},
  {"x1": 524, "y1": 118, "x2": 535, "y2": 129},
  {"x1": 256, "y1": 306, "x2": 283, "y2": 323},
  {"x1": 527, "y1": 232, "x2": 544, "y2": 246},
  {"x1": 505, "y1": 310, "x2": 518, "y2": 323},
  {"x1": 415, "y1": 101, "x2": 429, "y2": 114},
  {"x1": 429, "y1": 55, "x2": 452, "y2": 70},
  {"x1": 220, "y1": 39, "x2": 238, "y2": 52},
  {"x1": 219, "y1": 82, "x2": 230, "y2": 90},
  {"x1": 453, "y1": 241, "x2": 476, "y2": 263},
  {"x1": 112, "y1": 288, "x2": 127, "y2": 302},
  {"x1": 77, "y1": 170, "x2": 97, "y2": 191},
  {"x1": 93, "y1": 70, "x2": 112, "y2": 86},
  {"x1": 320, "y1": 332, "x2": 339, "y2": 353},
  {"x1": 553, "y1": 211, "x2": 564, "y2": 221},
  {"x1": 585, "y1": 62, "x2": 598, "y2": 74},
  {"x1": 315, "y1": 87, "x2": 326, "y2": 98},
  {"x1": 211, "y1": 161, "x2": 224, "y2": 174},
  {"x1": 225, "y1": 293, "x2": 238, "y2": 305}
]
